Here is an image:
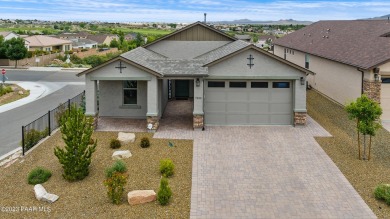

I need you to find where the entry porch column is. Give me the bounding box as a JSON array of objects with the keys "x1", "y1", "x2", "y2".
[
  {"x1": 193, "y1": 78, "x2": 204, "y2": 130},
  {"x1": 146, "y1": 76, "x2": 160, "y2": 132},
  {"x1": 85, "y1": 74, "x2": 98, "y2": 128}
]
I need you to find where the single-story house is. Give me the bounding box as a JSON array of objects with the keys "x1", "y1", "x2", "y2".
[
  {"x1": 0, "y1": 31, "x2": 19, "y2": 41},
  {"x1": 57, "y1": 31, "x2": 89, "y2": 40},
  {"x1": 273, "y1": 20, "x2": 390, "y2": 121},
  {"x1": 257, "y1": 35, "x2": 277, "y2": 48},
  {"x1": 235, "y1": 34, "x2": 252, "y2": 42},
  {"x1": 78, "y1": 22, "x2": 313, "y2": 131},
  {"x1": 70, "y1": 38, "x2": 98, "y2": 49},
  {"x1": 24, "y1": 35, "x2": 72, "y2": 52},
  {"x1": 86, "y1": 34, "x2": 119, "y2": 46}
]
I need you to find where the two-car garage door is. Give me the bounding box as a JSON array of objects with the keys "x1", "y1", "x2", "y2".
[
  {"x1": 204, "y1": 80, "x2": 293, "y2": 125},
  {"x1": 381, "y1": 77, "x2": 390, "y2": 121}
]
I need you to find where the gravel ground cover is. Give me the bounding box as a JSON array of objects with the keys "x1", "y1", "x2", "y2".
[
  {"x1": 307, "y1": 90, "x2": 390, "y2": 218},
  {"x1": 0, "y1": 84, "x2": 29, "y2": 106},
  {"x1": 0, "y1": 131, "x2": 193, "y2": 218}
]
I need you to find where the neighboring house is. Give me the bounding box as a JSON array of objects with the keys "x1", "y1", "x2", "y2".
[
  {"x1": 0, "y1": 31, "x2": 19, "y2": 40},
  {"x1": 235, "y1": 34, "x2": 251, "y2": 42},
  {"x1": 77, "y1": 22, "x2": 312, "y2": 131},
  {"x1": 125, "y1": 33, "x2": 137, "y2": 41},
  {"x1": 70, "y1": 38, "x2": 98, "y2": 49},
  {"x1": 86, "y1": 34, "x2": 119, "y2": 46},
  {"x1": 58, "y1": 31, "x2": 89, "y2": 39},
  {"x1": 273, "y1": 20, "x2": 390, "y2": 121},
  {"x1": 24, "y1": 35, "x2": 72, "y2": 52}
]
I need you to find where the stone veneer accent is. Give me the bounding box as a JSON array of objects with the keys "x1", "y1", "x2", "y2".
[
  {"x1": 363, "y1": 80, "x2": 381, "y2": 103},
  {"x1": 294, "y1": 112, "x2": 307, "y2": 126},
  {"x1": 193, "y1": 115, "x2": 204, "y2": 130},
  {"x1": 146, "y1": 116, "x2": 159, "y2": 132}
]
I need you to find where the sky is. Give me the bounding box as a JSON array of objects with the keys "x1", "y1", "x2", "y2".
[{"x1": 0, "y1": 0, "x2": 389, "y2": 22}]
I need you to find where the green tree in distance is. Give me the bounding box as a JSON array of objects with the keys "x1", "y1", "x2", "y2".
[{"x1": 3, "y1": 37, "x2": 28, "y2": 68}]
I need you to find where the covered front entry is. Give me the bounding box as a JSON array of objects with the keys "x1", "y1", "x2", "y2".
[
  {"x1": 381, "y1": 77, "x2": 390, "y2": 121},
  {"x1": 204, "y1": 80, "x2": 293, "y2": 125},
  {"x1": 175, "y1": 80, "x2": 190, "y2": 98}
]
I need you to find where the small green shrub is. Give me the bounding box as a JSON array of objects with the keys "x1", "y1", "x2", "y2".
[
  {"x1": 104, "y1": 172, "x2": 127, "y2": 204},
  {"x1": 110, "y1": 139, "x2": 121, "y2": 149},
  {"x1": 27, "y1": 167, "x2": 52, "y2": 185},
  {"x1": 22, "y1": 129, "x2": 48, "y2": 150},
  {"x1": 160, "y1": 159, "x2": 174, "y2": 178},
  {"x1": 105, "y1": 160, "x2": 127, "y2": 178},
  {"x1": 89, "y1": 138, "x2": 95, "y2": 145},
  {"x1": 374, "y1": 184, "x2": 390, "y2": 205},
  {"x1": 157, "y1": 177, "x2": 172, "y2": 205},
  {"x1": 140, "y1": 137, "x2": 150, "y2": 148},
  {"x1": 0, "y1": 85, "x2": 13, "y2": 96}
]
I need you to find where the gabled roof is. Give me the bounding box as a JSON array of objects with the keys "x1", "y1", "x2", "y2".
[
  {"x1": 24, "y1": 35, "x2": 72, "y2": 47},
  {"x1": 202, "y1": 44, "x2": 314, "y2": 75},
  {"x1": 0, "y1": 31, "x2": 14, "y2": 38},
  {"x1": 70, "y1": 38, "x2": 98, "y2": 47},
  {"x1": 235, "y1": 34, "x2": 251, "y2": 40},
  {"x1": 195, "y1": 40, "x2": 250, "y2": 63},
  {"x1": 87, "y1": 34, "x2": 117, "y2": 44},
  {"x1": 274, "y1": 20, "x2": 390, "y2": 70},
  {"x1": 144, "y1": 21, "x2": 236, "y2": 47}
]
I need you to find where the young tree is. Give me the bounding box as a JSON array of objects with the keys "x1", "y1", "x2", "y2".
[
  {"x1": 54, "y1": 105, "x2": 97, "y2": 181},
  {"x1": 109, "y1": 38, "x2": 119, "y2": 48},
  {"x1": 346, "y1": 95, "x2": 382, "y2": 160},
  {"x1": 3, "y1": 37, "x2": 28, "y2": 68}
]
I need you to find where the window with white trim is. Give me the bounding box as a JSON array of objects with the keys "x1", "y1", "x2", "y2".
[{"x1": 123, "y1": 81, "x2": 137, "y2": 104}]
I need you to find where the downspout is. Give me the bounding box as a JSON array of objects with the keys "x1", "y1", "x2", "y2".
[{"x1": 357, "y1": 68, "x2": 364, "y2": 95}]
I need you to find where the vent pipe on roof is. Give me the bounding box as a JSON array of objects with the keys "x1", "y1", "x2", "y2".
[{"x1": 204, "y1": 13, "x2": 207, "y2": 23}]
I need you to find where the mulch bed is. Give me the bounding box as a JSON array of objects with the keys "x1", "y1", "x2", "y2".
[
  {"x1": 0, "y1": 84, "x2": 29, "y2": 106},
  {"x1": 307, "y1": 90, "x2": 390, "y2": 219},
  {"x1": 0, "y1": 131, "x2": 193, "y2": 218}
]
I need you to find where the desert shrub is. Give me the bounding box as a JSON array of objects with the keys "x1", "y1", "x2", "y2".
[
  {"x1": 157, "y1": 177, "x2": 172, "y2": 205},
  {"x1": 105, "y1": 160, "x2": 127, "y2": 178},
  {"x1": 27, "y1": 167, "x2": 52, "y2": 185},
  {"x1": 160, "y1": 159, "x2": 174, "y2": 177},
  {"x1": 0, "y1": 85, "x2": 12, "y2": 96},
  {"x1": 140, "y1": 137, "x2": 150, "y2": 148},
  {"x1": 54, "y1": 105, "x2": 96, "y2": 181},
  {"x1": 23, "y1": 128, "x2": 48, "y2": 150},
  {"x1": 103, "y1": 172, "x2": 127, "y2": 204},
  {"x1": 374, "y1": 184, "x2": 390, "y2": 205},
  {"x1": 110, "y1": 139, "x2": 121, "y2": 149}
]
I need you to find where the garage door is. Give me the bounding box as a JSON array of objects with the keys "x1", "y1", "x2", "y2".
[
  {"x1": 381, "y1": 77, "x2": 390, "y2": 121},
  {"x1": 204, "y1": 80, "x2": 292, "y2": 125}
]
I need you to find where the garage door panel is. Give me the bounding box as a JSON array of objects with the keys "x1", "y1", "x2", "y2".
[
  {"x1": 270, "y1": 103, "x2": 292, "y2": 113},
  {"x1": 227, "y1": 91, "x2": 248, "y2": 101},
  {"x1": 381, "y1": 83, "x2": 390, "y2": 120},
  {"x1": 204, "y1": 102, "x2": 225, "y2": 113},
  {"x1": 206, "y1": 91, "x2": 226, "y2": 101},
  {"x1": 227, "y1": 115, "x2": 247, "y2": 124},
  {"x1": 249, "y1": 103, "x2": 269, "y2": 113},
  {"x1": 270, "y1": 91, "x2": 291, "y2": 102},
  {"x1": 249, "y1": 92, "x2": 269, "y2": 101},
  {"x1": 270, "y1": 115, "x2": 291, "y2": 124},
  {"x1": 249, "y1": 115, "x2": 270, "y2": 124},
  {"x1": 206, "y1": 114, "x2": 226, "y2": 125},
  {"x1": 226, "y1": 103, "x2": 248, "y2": 113}
]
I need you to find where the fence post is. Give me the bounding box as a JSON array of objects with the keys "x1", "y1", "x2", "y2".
[
  {"x1": 48, "y1": 110, "x2": 51, "y2": 136},
  {"x1": 22, "y1": 126, "x2": 25, "y2": 156}
]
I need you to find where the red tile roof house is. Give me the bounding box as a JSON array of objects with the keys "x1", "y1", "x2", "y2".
[
  {"x1": 24, "y1": 35, "x2": 72, "y2": 52},
  {"x1": 77, "y1": 22, "x2": 313, "y2": 131},
  {"x1": 273, "y1": 20, "x2": 390, "y2": 121}
]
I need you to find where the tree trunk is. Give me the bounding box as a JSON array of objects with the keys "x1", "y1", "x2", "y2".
[
  {"x1": 363, "y1": 134, "x2": 367, "y2": 160},
  {"x1": 368, "y1": 135, "x2": 372, "y2": 161},
  {"x1": 14, "y1": 60, "x2": 17, "y2": 69},
  {"x1": 357, "y1": 120, "x2": 361, "y2": 160}
]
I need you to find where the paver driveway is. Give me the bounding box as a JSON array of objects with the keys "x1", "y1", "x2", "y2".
[{"x1": 154, "y1": 118, "x2": 376, "y2": 218}]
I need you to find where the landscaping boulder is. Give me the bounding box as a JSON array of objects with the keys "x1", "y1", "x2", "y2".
[
  {"x1": 18, "y1": 91, "x2": 24, "y2": 95},
  {"x1": 34, "y1": 184, "x2": 59, "y2": 203},
  {"x1": 127, "y1": 190, "x2": 156, "y2": 205},
  {"x1": 117, "y1": 132, "x2": 135, "y2": 144},
  {"x1": 112, "y1": 150, "x2": 132, "y2": 160}
]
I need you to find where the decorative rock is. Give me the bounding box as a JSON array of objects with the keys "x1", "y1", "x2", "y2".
[
  {"x1": 127, "y1": 190, "x2": 156, "y2": 205},
  {"x1": 117, "y1": 132, "x2": 135, "y2": 144},
  {"x1": 18, "y1": 91, "x2": 24, "y2": 95},
  {"x1": 34, "y1": 184, "x2": 59, "y2": 203},
  {"x1": 112, "y1": 150, "x2": 132, "y2": 160}
]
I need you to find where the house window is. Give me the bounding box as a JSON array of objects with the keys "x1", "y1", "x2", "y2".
[
  {"x1": 229, "y1": 82, "x2": 246, "y2": 88},
  {"x1": 305, "y1": 54, "x2": 310, "y2": 69},
  {"x1": 208, "y1": 81, "x2": 225, "y2": 87},
  {"x1": 251, "y1": 82, "x2": 268, "y2": 88},
  {"x1": 284, "y1": 48, "x2": 287, "y2": 59},
  {"x1": 382, "y1": 77, "x2": 390, "y2": 83},
  {"x1": 273, "y1": 82, "x2": 290, "y2": 88},
  {"x1": 123, "y1": 81, "x2": 137, "y2": 104}
]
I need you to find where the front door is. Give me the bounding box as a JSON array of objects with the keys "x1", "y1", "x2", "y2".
[{"x1": 175, "y1": 80, "x2": 190, "y2": 98}]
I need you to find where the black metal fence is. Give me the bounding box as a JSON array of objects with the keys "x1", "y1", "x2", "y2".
[{"x1": 21, "y1": 91, "x2": 85, "y2": 155}]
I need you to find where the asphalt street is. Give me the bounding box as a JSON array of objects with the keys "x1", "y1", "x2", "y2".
[{"x1": 0, "y1": 69, "x2": 85, "y2": 157}]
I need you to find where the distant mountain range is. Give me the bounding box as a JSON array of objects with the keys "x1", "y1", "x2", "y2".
[
  {"x1": 210, "y1": 19, "x2": 313, "y2": 25},
  {"x1": 362, "y1": 14, "x2": 390, "y2": 20}
]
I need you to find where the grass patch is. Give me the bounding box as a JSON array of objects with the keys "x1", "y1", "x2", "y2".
[
  {"x1": 0, "y1": 84, "x2": 30, "y2": 106},
  {"x1": 27, "y1": 167, "x2": 52, "y2": 185},
  {"x1": 0, "y1": 131, "x2": 192, "y2": 218},
  {"x1": 307, "y1": 90, "x2": 390, "y2": 218}
]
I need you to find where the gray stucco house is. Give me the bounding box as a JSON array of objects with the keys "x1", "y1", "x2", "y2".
[{"x1": 78, "y1": 22, "x2": 313, "y2": 131}]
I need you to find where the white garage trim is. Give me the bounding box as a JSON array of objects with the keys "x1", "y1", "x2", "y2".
[{"x1": 381, "y1": 77, "x2": 390, "y2": 121}]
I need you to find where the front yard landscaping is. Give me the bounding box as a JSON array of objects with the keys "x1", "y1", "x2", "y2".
[
  {"x1": 307, "y1": 90, "x2": 390, "y2": 218},
  {"x1": 0, "y1": 84, "x2": 30, "y2": 106},
  {"x1": 0, "y1": 131, "x2": 193, "y2": 218}
]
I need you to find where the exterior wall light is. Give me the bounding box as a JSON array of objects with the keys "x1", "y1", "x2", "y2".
[
  {"x1": 300, "y1": 77, "x2": 305, "y2": 85},
  {"x1": 373, "y1": 68, "x2": 380, "y2": 81},
  {"x1": 196, "y1": 78, "x2": 200, "y2": 87}
]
